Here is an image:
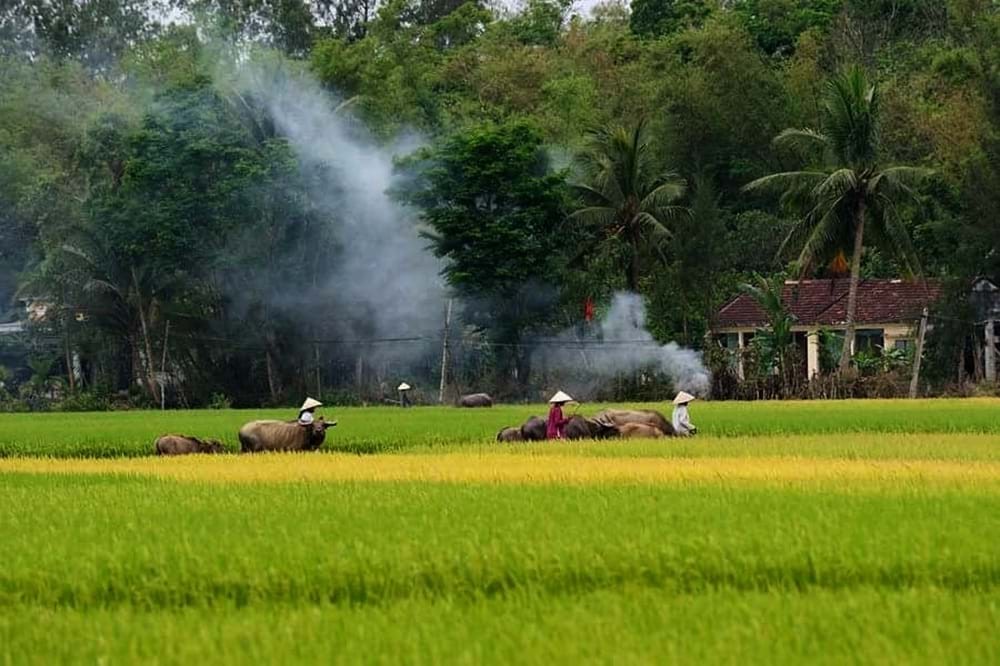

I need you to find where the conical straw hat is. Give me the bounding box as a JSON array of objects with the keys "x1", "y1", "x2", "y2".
[
  {"x1": 397, "y1": 382, "x2": 412, "y2": 391},
  {"x1": 673, "y1": 391, "x2": 696, "y2": 405},
  {"x1": 548, "y1": 390, "x2": 574, "y2": 404},
  {"x1": 299, "y1": 397, "x2": 322, "y2": 412}
]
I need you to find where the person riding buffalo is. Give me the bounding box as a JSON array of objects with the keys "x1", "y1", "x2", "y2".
[
  {"x1": 672, "y1": 391, "x2": 697, "y2": 436},
  {"x1": 546, "y1": 391, "x2": 574, "y2": 440},
  {"x1": 298, "y1": 397, "x2": 322, "y2": 427}
]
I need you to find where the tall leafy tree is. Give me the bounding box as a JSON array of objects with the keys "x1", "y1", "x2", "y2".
[
  {"x1": 398, "y1": 120, "x2": 567, "y2": 393},
  {"x1": 570, "y1": 120, "x2": 687, "y2": 293},
  {"x1": 744, "y1": 66, "x2": 932, "y2": 371}
]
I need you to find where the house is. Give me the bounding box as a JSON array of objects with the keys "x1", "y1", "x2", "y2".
[
  {"x1": 712, "y1": 279, "x2": 942, "y2": 379},
  {"x1": 0, "y1": 297, "x2": 50, "y2": 337}
]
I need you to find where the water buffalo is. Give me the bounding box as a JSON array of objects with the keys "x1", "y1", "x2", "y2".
[
  {"x1": 593, "y1": 409, "x2": 674, "y2": 436},
  {"x1": 496, "y1": 426, "x2": 524, "y2": 442},
  {"x1": 617, "y1": 423, "x2": 666, "y2": 439},
  {"x1": 520, "y1": 415, "x2": 547, "y2": 441},
  {"x1": 238, "y1": 417, "x2": 334, "y2": 453},
  {"x1": 459, "y1": 393, "x2": 494, "y2": 408},
  {"x1": 155, "y1": 435, "x2": 225, "y2": 455},
  {"x1": 564, "y1": 415, "x2": 619, "y2": 440}
]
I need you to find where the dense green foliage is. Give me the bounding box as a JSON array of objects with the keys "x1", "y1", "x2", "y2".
[{"x1": 2, "y1": 1, "x2": 1000, "y2": 405}]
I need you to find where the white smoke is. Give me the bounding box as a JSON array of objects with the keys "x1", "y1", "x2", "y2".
[
  {"x1": 542, "y1": 292, "x2": 711, "y2": 397},
  {"x1": 234, "y1": 58, "x2": 445, "y2": 359}
]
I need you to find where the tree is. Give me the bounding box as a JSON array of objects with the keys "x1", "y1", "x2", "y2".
[
  {"x1": 731, "y1": 0, "x2": 840, "y2": 56},
  {"x1": 570, "y1": 120, "x2": 687, "y2": 293},
  {"x1": 744, "y1": 66, "x2": 933, "y2": 371},
  {"x1": 629, "y1": 0, "x2": 710, "y2": 38},
  {"x1": 398, "y1": 120, "x2": 568, "y2": 393},
  {"x1": 738, "y1": 273, "x2": 796, "y2": 384},
  {"x1": 2, "y1": 0, "x2": 160, "y2": 70}
]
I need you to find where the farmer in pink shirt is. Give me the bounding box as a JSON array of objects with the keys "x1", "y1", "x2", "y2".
[{"x1": 546, "y1": 391, "x2": 574, "y2": 439}]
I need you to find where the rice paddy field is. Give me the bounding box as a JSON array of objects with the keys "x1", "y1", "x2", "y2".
[{"x1": 2, "y1": 399, "x2": 999, "y2": 664}]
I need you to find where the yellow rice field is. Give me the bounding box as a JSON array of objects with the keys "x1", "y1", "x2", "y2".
[{"x1": 5, "y1": 448, "x2": 1000, "y2": 490}]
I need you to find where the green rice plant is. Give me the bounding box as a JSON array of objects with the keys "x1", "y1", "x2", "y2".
[
  {"x1": 1, "y1": 398, "x2": 999, "y2": 458},
  {"x1": 3, "y1": 588, "x2": 999, "y2": 665}
]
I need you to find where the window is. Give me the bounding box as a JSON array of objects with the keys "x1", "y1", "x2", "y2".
[
  {"x1": 717, "y1": 333, "x2": 740, "y2": 350},
  {"x1": 855, "y1": 329, "x2": 885, "y2": 353},
  {"x1": 894, "y1": 339, "x2": 911, "y2": 352}
]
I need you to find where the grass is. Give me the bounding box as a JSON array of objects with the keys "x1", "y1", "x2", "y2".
[
  {"x1": 3, "y1": 399, "x2": 1000, "y2": 663},
  {"x1": 2, "y1": 397, "x2": 1000, "y2": 457}
]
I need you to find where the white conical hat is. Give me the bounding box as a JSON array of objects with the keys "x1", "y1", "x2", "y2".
[
  {"x1": 548, "y1": 390, "x2": 574, "y2": 404},
  {"x1": 673, "y1": 391, "x2": 696, "y2": 405},
  {"x1": 397, "y1": 382, "x2": 411, "y2": 391},
  {"x1": 299, "y1": 397, "x2": 322, "y2": 412}
]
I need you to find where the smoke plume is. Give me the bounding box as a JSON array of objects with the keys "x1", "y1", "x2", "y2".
[
  {"x1": 541, "y1": 292, "x2": 711, "y2": 397},
  {"x1": 235, "y1": 58, "x2": 445, "y2": 362}
]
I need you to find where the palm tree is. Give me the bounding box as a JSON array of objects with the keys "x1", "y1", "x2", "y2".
[
  {"x1": 571, "y1": 120, "x2": 688, "y2": 292},
  {"x1": 744, "y1": 66, "x2": 932, "y2": 371},
  {"x1": 739, "y1": 273, "x2": 796, "y2": 385}
]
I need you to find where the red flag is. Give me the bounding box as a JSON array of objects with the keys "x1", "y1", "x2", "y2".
[{"x1": 584, "y1": 297, "x2": 595, "y2": 322}]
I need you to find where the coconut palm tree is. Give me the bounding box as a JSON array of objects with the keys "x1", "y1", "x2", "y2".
[
  {"x1": 744, "y1": 65, "x2": 932, "y2": 371},
  {"x1": 571, "y1": 120, "x2": 688, "y2": 292}
]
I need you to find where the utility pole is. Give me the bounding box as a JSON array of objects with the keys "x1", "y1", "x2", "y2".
[
  {"x1": 438, "y1": 298, "x2": 453, "y2": 404},
  {"x1": 909, "y1": 308, "x2": 929, "y2": 399},
  {"x1": 986, "y1": 319, "x2": 996, "y2": 383}
]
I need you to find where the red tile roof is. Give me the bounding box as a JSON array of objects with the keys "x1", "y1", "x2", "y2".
[{"x1": 714, "y1": 279, "x2": 942, "y2": 328}]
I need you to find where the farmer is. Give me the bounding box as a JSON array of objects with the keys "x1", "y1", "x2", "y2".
[
  {"x1": 298, "y1": 397, "x2": 322, "y2": 427},
  {"x1": 546, "y1": 391, "x2": 574, "y2": 440},
  {"x1": 671, "y1": 391, "x2": 697, "y2": 437},
  {"x1": 397, "y1": 382, "x2": 412, "y2": 408}
]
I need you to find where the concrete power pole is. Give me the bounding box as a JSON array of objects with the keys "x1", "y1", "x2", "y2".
[
  {"x1": 909, "y1": 308, "x2": 929, "y2": 399},
  {"x1": 438, "y1": 299, "x2": 453, "y2": 404}
]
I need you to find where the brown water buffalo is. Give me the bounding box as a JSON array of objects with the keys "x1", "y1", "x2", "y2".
[
  {"x1": 459, "y1": 393, "x2": 494, "y2": 408},
  {"x1": 496, "y1": 426, "x2": 524, "y2": 442},
  {"x1": 593, "y1": 409, "x2": 674, "y2": 436},
  {"x1": 155, "y1": 435, "x2": 225, "y2": 456},
  {"x1": 617, "y1": 423, "x2": 666, "y2": 439},
  {"x1": 238, "y1": 417, "x2": 334, "y2": 453},
  {"x1": 564, "y1": 415, "x2": 619, "y2": 440}
]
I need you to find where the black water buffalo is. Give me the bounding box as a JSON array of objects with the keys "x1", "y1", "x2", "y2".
[
  {"x1": 238, "y1": 417, "x2": 334, "y2": 453},
  {"x1": 564, "y1": 415, "x2": 619, "y2": 440},
  {"x1": 520, "y1": 415, "x2": 547, "y2": 441},
  {"x1": 592, "y1": 409, "x2": 674, "y2": 436},
  {"x1": 459, "y1": 393, "x2": 494, "y2": 408},
  {"x1": 155, "y1": 435, "x2": 225, "y2": 455},
  {"x1": 496, "y1": 414, "x2": 617, "y2": 442}
]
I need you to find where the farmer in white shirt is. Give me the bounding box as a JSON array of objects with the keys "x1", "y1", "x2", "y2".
[
  {"x1": 298, "y1": 397, "x2": 322, "y2": 426},
  {"x1": 672, "y1": 391, "x2": 697, "y2": 436}
]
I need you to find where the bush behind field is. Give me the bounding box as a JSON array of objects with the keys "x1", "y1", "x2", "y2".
[{"x1": 2, "y1": 399, "x2": 1000, "y2": 458}]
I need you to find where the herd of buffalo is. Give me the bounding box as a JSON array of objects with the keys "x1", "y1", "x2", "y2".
[
  {"x1": 495, "y1": 409, "x2": 675, "y2": 442},
  {"x1": 154, "y1": 417, "x2": 334, "y2": 455},
  {"x1": 152, "y1": 393, "x2": 679, "y2": 456}
]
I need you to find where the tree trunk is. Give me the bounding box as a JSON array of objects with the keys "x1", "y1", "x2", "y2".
[
  {"x1": 839, "y1": 202, "x2": 867, "y2": 372},
  {"x1": 132, "y1": 267, "x2": 159, "y2": 401},
  {"x1": 265, "y1": 346, "x2": 279, "y2": 403},
  {"x1": 627, "y1": 233, "x2": 641, "y2": 293},
  {"x1": 63, "y1": 314, "x2": 76, "y2": 393}
]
